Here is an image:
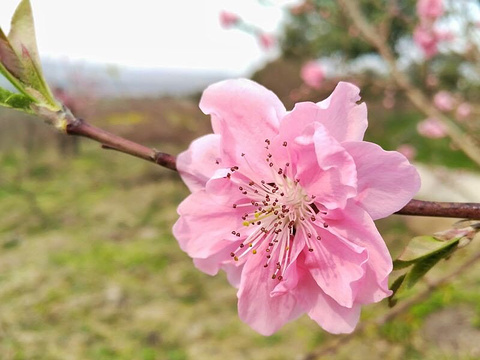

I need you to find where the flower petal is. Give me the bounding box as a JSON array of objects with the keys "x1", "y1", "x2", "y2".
[
  {"x1": 177, "y1": 134, "x2": 222, "y2": 192},
  {"x1": 303, "y1": 227, "x2": 367, "y2": 308},
  {"x1": 316, "y1": 82, "x2": 367, "y2": 142},
  {"x1": 307, "y1": 286, "x2": 361, "y2": 334},
  {"x1": 325, "y1": 202, "x2": 393, "y2": 303},
  {"x1": 199, "y1": 78, "x2": 286, "y2": 177},
  {"x1": 291, "y1": 123, "x2": 357, "y2": 209},
  {"x1": 343, "y1": 141, "x2": 421, "y2": 220},
  {"x1": 237, "y1": 242, "x2": 303, "y2": 336},
  {"x1": 173, "y1": 190, "x2": 243, "y2": 259}
]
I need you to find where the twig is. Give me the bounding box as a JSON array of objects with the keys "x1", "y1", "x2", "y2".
[
  {"x1": 65, "y1": 118, "x2": 176, "y2": 171},
  {"x1": 395, "y1": 199, "x2": 480, "y2": 219}
]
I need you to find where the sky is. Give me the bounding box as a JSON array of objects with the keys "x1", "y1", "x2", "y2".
[{"x1": 0, "y1": 0, "x2": 300, "y2": 75}]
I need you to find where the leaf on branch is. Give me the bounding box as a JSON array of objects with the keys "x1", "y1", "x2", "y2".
[
  {"x1": 0, "y1": 86, "x2": 33, "y2": 112},
  {"x1": 0, "y1": 28, "x2": 24, "y2": 80},
  {"x1": 0, "y1": 0, "x2": 60, "y2": 112},
  {"x1": 388, "y1": 223, "x2": 480, "y2": 307}
]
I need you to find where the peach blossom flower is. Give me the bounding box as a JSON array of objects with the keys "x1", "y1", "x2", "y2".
[
  {"x1": 220, "y1": 11, "x2": 240, "y2": 28},
  {"x1": 417, "y1": 0, "x2": 444, "y2": 20},
  {"x1": 300, "y1": 61, "x2": 325, "y2": 89},
  {"x1": 433, "y1": 90, "x2": 454, "y2": 111},
  {"x1": 258, "y1": 33, "x2": 276, "y2": 50},
  {"x1": 456, "y1": 102, "x2": 472, "y2": 119},
  {"x1": 397, "y1": 144, "x2": 417, "y2": 161},
  {"x1": 413, "y1": 25, "x2": 439, "y2": 58},
  {"x1": 174, "y1": 79, "x2": 420, "y2": 335},
  {"x1": 417, "y1": 118, "x2": 448, "y2": 138}
]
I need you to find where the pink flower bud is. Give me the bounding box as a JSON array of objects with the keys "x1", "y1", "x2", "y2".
[
  {"x1": 417, "y1": 118, "x2": 448, "y2": 138},
  {"x1": 456, "y1": 102, "x2": 472, "y2": 120},
  {"x1": 433, "y1": 91, "x2": 454, "y2": 112},
  {"x1": 397, "y1": 144, "x2": 417, "y2": 161},
  {"x1": 417, "y1": 0, "x2": 444, "y2": 20},
  {"x1": 300, "y1": 61, "x2": 325, "y2": 89},
  {"x1": 220, "y1": 11, "x2": 240, "y2": 28},
  {"x1": 413, "y1": 25, "x2": 439, "y2": 58},
  {"x1": 258, "y1": 33, "x2": 276, "y2": 50}
]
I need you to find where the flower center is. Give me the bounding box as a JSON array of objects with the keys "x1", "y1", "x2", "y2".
[{"x1": 227, "y1": 139, "x2": 327, "y2": 281}]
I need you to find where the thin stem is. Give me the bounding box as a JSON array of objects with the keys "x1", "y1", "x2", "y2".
[
  {"x1": 65, "y1": 118, "x2": 176, "y2": 171},
  {"x1": 395, "y1": 199, "x2": 480, "y2": 219}
]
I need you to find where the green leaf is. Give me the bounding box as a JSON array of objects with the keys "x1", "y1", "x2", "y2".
[
  {"x1": 0, "y1": 0, "x2": 59, "y2": 111},
  {"x1": 393, "y1": 235, "x2": 460, "y2": 270},
  {"x1": 402, "y1": 242, "x2": 458, "y2": 289},
  {"x1": 8, "y1": 0, "x2": 41, "y2": 68},
  {"x1": 389, "y1": 234, "x2": 465, "y2": 307},
  {"x1": 0, "y1": 86, "x2": 33, "y2": 112}
]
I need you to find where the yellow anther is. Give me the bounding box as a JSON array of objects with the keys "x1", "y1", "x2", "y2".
[
  {"x1": 243, "y1": 221, "x2": 250, "y2": 227},
  {"x1": 252, "y1": 250, "x2": 257, "y2": 254}
]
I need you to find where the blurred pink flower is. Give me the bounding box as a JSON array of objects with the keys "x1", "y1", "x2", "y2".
[
  {"x1": 413, "y1": 25, "x2": 439, "y2": 58},
  {"x1": 396, "y1": 144, "x2": 417, "y2": 161},
  {"x1": 174, "y1": 79, "x2": 420, "y2": 335},
  {"x1": 300, "y1": 61, "x2": 325, "y2": 89},
  {"x1": 456, "y1": 102, "x2": 472, "y2": 119},
  {"x1": 417, "y1": 0, "x2": 444, "y2": 20},
  {"x1": 433, "y1": 90, "x2": 454, "y2": 111},
  {"x1": 220, "y1": 11, "x2": 240, "y2": 28},
  {"x1": 417, "y1": 118, "x2": 448, "y2": 138},
  {"x1": 258, "y1": 32, "x2": 276, "y2": 50}
]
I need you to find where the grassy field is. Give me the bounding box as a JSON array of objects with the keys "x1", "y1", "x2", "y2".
[{"x1": 1, "y1": 99, "x2": 480, "y2": 360}]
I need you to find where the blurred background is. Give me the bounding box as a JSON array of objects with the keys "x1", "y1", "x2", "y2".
[{"x1": 1, "y1": 0, "x2": 480, "y2": 359}]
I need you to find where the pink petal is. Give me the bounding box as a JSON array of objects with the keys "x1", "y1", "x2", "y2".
[
  {"x1": 237, "y1": 242, "x2": 303, "y2": 336},
  {"x1": 292, "y1": 122, "x2": 357, "y2": 209},
  {"x1": 173, "y1": 190, "x2": 243, "y2": 259},
  {"x1": 199, "y1": 78, "x2": 285, "y2": 178},
  {"x1": 177, "y1": 134, "x2": 222, "y2": 193},
  {"x1": 308, "y1": 287, "x2": 362, "y2": 334},
  {"x1": 343, "y1": 141, "x2": 421, "y2": 220},
  {"x1": 316, "y1": 82, "x2": 368, "y2": 142},
  {"x1": 303, "y1": 228, "x2": 367, "y2": 308},
  {"x1": 325, "y1": 202, "x2": 393, "y2": 303}
]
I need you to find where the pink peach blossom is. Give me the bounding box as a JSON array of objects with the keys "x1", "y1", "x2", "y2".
[
  {"x1": 396, "y1": 144, "x2": 417, "y2": 161},
  {"x1": 413, "y1": 25, "x2": 439, "y2": 58},
  {"x1": 173, "y1": 79, "x2": 420, "y2": 335},
  {"x1": 258, "y1": 33, "x2": 276, "y2": 50},
  {"x1": 417, "y1": 0, "x2": 444, "y2": 20},
  {"x1": 220, "y1": 11, "x2": 240, "y2": 28},
  {"x1": 417, "y1": 118, "x2": 448, "y2": 138},
  {"x1": 300, "y1": 61, "x2": 325, "y2": 89},
  {"x1": 433, "y1": 90, "x2": 454, "y2": 111},
  {"x1": 456, "y1": 102, "x2": 472, "y2": 119}
]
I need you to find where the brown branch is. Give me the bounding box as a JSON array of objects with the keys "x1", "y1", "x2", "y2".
[
  {"x1": 65, "y1": 118, "x2": 176, "y2": 171},
  {"x1": 396, "y1": 199, "x2": 480, "y2": 219}
]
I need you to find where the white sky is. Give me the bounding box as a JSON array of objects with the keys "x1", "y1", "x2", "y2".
[{"x1": 1, "y1": 0, "x2": 300, "y2": 75}]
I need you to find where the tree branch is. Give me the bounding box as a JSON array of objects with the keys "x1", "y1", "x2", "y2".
[
  {"x1": 395, "y1": 199, "x2": 480, "y2": 219},
  {"x1": 66, "y1": 117, "x2": 176, "y2": 171}
]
